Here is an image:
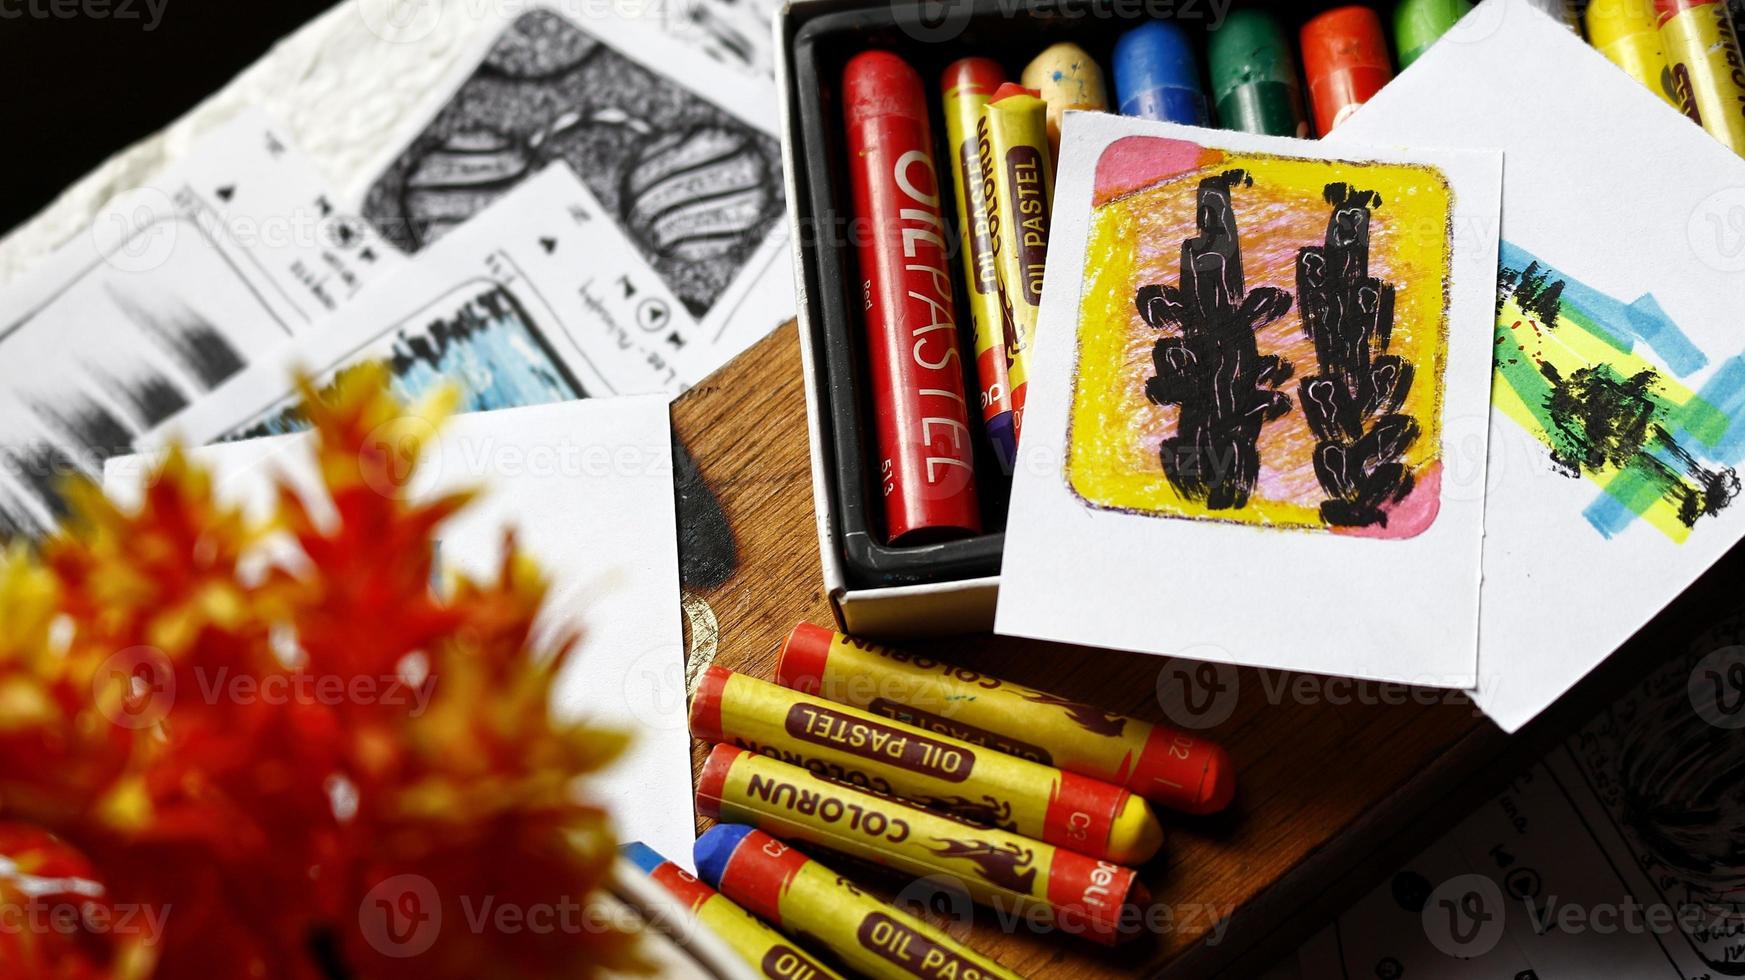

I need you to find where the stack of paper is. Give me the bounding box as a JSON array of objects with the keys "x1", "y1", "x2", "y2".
[{"x1": 0, "y1": 1, "x2": 803, "y2": 877}]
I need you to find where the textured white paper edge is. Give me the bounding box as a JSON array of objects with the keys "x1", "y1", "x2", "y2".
[{"x1": 995, "y1": 112, "x2": 1503, "y2": 689}]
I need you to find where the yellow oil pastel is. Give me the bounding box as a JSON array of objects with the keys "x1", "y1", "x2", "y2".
[{"x1": 1067, "y1": 138, "x2": 1452, "y2": 538}]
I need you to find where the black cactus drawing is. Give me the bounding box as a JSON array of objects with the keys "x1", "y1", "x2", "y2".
[
  {"x1": 1296, "y1": 183, "x2": 1418, "y2": 528},
  {"x1": 1138, "y1": 169, "x2": 1295, "y2": 511}
]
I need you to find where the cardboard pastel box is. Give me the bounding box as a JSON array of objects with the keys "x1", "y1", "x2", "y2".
[{"x1": 776, "y1": 0, "x2": 1375, "y2": 634}]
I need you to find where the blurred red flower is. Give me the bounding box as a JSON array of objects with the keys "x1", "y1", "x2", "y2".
[{"x1": 0, "y1": 369, "x2": 643, "y2": 979}]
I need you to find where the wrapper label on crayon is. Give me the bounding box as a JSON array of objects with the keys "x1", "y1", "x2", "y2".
[
  {"x1": 624, "y1": 842, "x2": 847, "y2": 980},
  {"x1": 1656, "y1": 0, "x2": 1745, "y2": 152},
  {"x1": 786, "y1": 703, "x2": 972, "y2": 782},
  {"x1": 1586, "y1": 0, "x2": 1675, "y2": 105},
  {"x1": 943, "y1": 58, "x2": 1016, "y2": 469},
  {"x1": 649, "y1": 862, "x2": 718, "y2": 911},
  {"x1": 698, "y1": 746, "x2": 1150, "y2": 945},
  {"x1": 777, "y1": 624, "x2": 1236, "y2": 815},
  {"x1": 867, "y1": 698, "x2": 1055, "y2": 764},
  {"x1": 978, "y1": 86, "x2": 1054, "y2": 442},
  {"x1": 1004, "y1": 146, "x2": 1049, "y2": 305},
  {"x1": 691, "y1": 666, "x2": 1164, "y2": 863},
  {"x1": 956, "y1": 143, "x2": 1000, "y2": 298},
  {"x1": 860, "y1": 914, "x2": 994, "y2": 975},
  {"x1": 843, "y1": 51, "x2": 980, "y2": 543},
  {"x1": 696, "y1": 825, "x2": 1024, "y2": 980},
  {"x1": 728, "y1": 737, "x2": 901, "y2": 795}
]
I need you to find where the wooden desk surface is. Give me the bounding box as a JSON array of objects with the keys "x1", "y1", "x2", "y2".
[{"x1": 670, "y1": 323, "x2": 1508, "y2": 979}]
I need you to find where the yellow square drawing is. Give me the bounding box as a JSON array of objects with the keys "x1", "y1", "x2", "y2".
[{"x1": 1067, "y1": 136, "x2": 1452, "y2": 539}]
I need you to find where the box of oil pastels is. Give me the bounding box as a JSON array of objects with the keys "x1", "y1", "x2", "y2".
[{"x1": 774, "y1": 0, "x2": 1446, "y2": 635}]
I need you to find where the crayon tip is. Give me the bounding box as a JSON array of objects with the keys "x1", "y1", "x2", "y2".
[
  {"x1": 619, "y1": 841, "x2": 668, "y2": 874},
  {"x1": 1192, "y1": 744, "x2": 1238, "y2": 816},
  {"x1": 843, "y1": 50, "x2": 928, "y2": 127},
  {"x1": 694, "y1": 823, "x2": 756, "y2": 888},
  {"x1": 1107, "y1": 799, "x2": 1166, "y2": 866},
  {"x1": 776, "y1": 623, "x2": 835, "y2": 693},
  {"x1": 696, "y1": 743, "x2": 744, "y2": 820},
  {"x1": 688, "y1": 664, "x2": 732, "y2": 740}
]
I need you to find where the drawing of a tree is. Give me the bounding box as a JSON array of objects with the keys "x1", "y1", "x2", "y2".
[
  {"x1": 1297, "y1": 183, "x2": 1417, "y2": 528},
  {"x1": 1138, "y1": 169, "x2": 1294, "y2": 511}
]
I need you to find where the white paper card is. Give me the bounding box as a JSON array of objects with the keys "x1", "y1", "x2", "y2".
[
  {"x1": 146, "y1": 164, "x2": 701, "y2": 449},
  {"x1": 0, "y1": 109, "x2": 402, "y2": 542},
  {"x1": 106, "y1": 396, "x2": 696, "y2": 866},
  {"x1": 995, "y1": 113, "x2": 1502, "y2": 687},
  {"x1": 1333, "y1": 0, "x2": 1745, "y2": 731}
]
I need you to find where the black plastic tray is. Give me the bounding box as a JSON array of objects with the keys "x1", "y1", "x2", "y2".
[{"x1": 788, "y1": 0, "x2": 1379, "y2": 589}]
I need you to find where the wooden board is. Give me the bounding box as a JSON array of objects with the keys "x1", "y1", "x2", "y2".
[{"x1": 668, "y1": 322, "x2": 1558, "y2": 978}]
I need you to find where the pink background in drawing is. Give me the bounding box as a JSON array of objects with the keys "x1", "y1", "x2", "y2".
[{"x1": 1083, "y1": 135, "x2": 1443, "y2": 538}]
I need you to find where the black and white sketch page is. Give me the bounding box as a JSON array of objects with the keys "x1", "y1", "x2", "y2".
[
  {"x1": 651, "y1": 0, "x2": 782, "y2": 78},
  {"x1": 145, "y1": 162, "x2": 701, "y2": 450},
  {"x1": 0, "y1": 109, "x2": 402, "y2": 541},
  {"x1": 1291, "y1": 616, "x2": 1745, "y2": 979},
  {"x1": 355, "y1": 3, "x2": 793, "y2": 380}
]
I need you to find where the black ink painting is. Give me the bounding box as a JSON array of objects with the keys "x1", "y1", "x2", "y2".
[
  {"x1": 1297, "y1": 183, "x2": 1419, "y2": 529},
  {"x1": 1137, "y1": 169, "x2": 1295, "y2": 511},
  {"x1": 1495, "y1": 242, "x2": 1744, "y2": 540}
]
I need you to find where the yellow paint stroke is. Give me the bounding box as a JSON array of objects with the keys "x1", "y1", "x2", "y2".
[
  {"x1": 1067, "y1": 149, "x2": 1452, "y2": 531},
  {"x1": 1495, "y1": 292, "x2": 1711, "y2": 543}
]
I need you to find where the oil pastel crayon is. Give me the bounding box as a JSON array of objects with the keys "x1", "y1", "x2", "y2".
[
  {"x1": 1112, "y1": 20, "x2": 1211, "y2": 124},
  {"x1": 1524, "y1": 0, "x2": 1582, "y2": 31},
  {"x1": 1300, "y1": 6, "x2": 1395, "y2": 135},
  {"x1": 697, "y1": 746, "x2": 1151, "y2": 945},
  {"x1": 690, "y1": 666, "x2": 1163, "y2": 865},
  {"x1": 697, "y1": 825, "x2": 1022, "y2": 980},
  {"x1": 1019, "y1": 42, "x2": 1109, "y2": 155},
  {"x1": 1657, "y1": 0, "x2": 1745, "y2": 154},
  {"x1": 777, "y1": 623, "x2": 1236, "y2": 815},
  {"x1": 1587, "y1": 0, "x2": 1676, "y2": 105},
  {"x1": 978, "y1": 84, "x2": 1054, "y2": 446},
  {"x1": 941, "y1": 58, "x2": 1016, "y2": 473},
  {"x1": 621, "y1": 842, "x2": 848, "y2": 979},
  {"x1": 843, "y1": 50, "x2": 982, "y2": 545},
  {"x1": 1392, "y1": 0, "x2": 1473, "y2": 68},
  {"x1": 1208, "y1": 9, "x2": 1308, "y2": 137}
]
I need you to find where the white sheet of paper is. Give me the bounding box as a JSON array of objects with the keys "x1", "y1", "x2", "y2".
[
  {"x1": 144, "y1": 164, "x2": 704, "y2": 449},
  {"x1": 106, "y1": 396, "x2": 696, "y2": 867},
  {"x1": 1332, "y1": 0, "x2": 1745, "y2": 731},
  {"x1": 0, "y1": 109, "x2": 401, "y2": 541},
  {"x1": 1292, "y1": 614, "x2": 1744, "y2": 978},
  {"x1": 995, "y1": 112, "x2": 1501, "y2": 687}
]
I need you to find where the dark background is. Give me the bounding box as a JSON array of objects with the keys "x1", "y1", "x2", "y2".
[{"x1": 0, "y1": 0, "x2": 339, "y2": 233}]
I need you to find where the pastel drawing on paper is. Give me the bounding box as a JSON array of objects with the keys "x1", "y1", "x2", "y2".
[
  {"x1": 1067, "y1": 136, "x2": 1452, "y2": 538},
  {"x1": 1494, "y1": 241, "x2": 1745, "y2": 543}
]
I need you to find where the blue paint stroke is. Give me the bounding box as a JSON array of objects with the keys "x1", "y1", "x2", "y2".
[
  {"x1": 1500, "y1": 241, "x2": 1709, "y2": 378},
  {"x1": 1581, "y1": 355, "x2": 1745, "y2": 538},
  {"x1": 227, "y1": 285, "x2": 585, "y2": 441},
  {"x1": 1686, "y1": 356, "x2": 1745, "y2": 466}
]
